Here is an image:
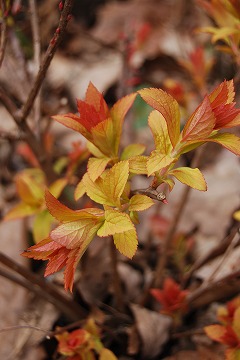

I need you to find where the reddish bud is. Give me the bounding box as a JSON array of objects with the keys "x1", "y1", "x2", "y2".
[
  {"x1": 56, "y1": 27, "x2": 60, "y2": 34},
  {"x1": 50, "y1": 37, "x2": 57, "y2": 46},
  {"x1": 59, "y1": 1, "x2": 63, "y2": 11},
  {"x1": 67, "y1": 14, "x2": 72, "y2": 21}
]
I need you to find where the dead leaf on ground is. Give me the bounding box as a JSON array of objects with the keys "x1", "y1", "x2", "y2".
[{"x1": 130, "y1": 303, "x2": 172, "y2": 359}]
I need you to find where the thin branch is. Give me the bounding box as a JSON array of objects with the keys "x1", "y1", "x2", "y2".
[
  {"x1": 132, "y1": 187, "x2": 167, "y2": 202},
  {"x1": 187, "y1": 268, "x2": 240, "y2": 308},
  {"x1": 184, "y1": 226, "x2": 240, "y2": 283},
  {"x1": 16, "y1": 0, "x2": 74, "y2": 124},
  {"x1": 28, "y1": 0, "x2": 41, "y2": 135},
  {"x1": 203, "y1": 230, "x2": 240, "y2": 284},
  {"x1": 0, "y1": 129, "x2": 24, "y2": 141},
  {"x1": 153, "y1": 146, "x2": 206, "y2": 288},
  {"x1": 0, "y1": 324, "x2": 50, "y2": 335},
  {"x1": 109, "y1": 239, "x2": 124, "y2": 312},
  {"x1": 0, "y1": 252, "x2": 86, "y2": 320},
  {"x1": 0, "y1": 0, "x2": 8, "y2": 67},
  {"x1": 0, "y1": 86, "x2": 19, "y2": 118}
]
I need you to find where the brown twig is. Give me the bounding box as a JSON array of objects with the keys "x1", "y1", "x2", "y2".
[
  {"x1": 132, "y1": 187, "x2": 167, "y2": 202},
  {"x1": 0, "y1": 0, "x2": 8, "y2": 67},
  {"x1": 0, "y1": 324, "x2": 50, "y2": 335},
  {"x1": 187, "y1": 268, "x2": 240, "y2": 309},
  {"x1": 184, "y1": 225, "x2": 240, "y2": 283},
  {"x1": 109, "y1": 239, "x2": 124, "y2": 312},
  {"x1": 153, "y1": 146, "x2": 206, "y2": 288},
  {"x1": 16, "y1": 0, "x2": 74, "y2": 124},
  {"x1": 0, "y1": 252, "x2": 86, "y2": 320},
  {"x1": 28, "y1": 0, "x2": 41, "y2": 135}
]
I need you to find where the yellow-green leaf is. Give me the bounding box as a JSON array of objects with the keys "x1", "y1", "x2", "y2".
[
  {"x1": 87, "y1": 141, "x2": 105, "y2": 157},
  {"x1": 226, "y1": 348, "x2": 240, "y2": 360},
  {"x1": 111, "y1": 92, "x2": 137, "y2": 155},
  {"x1": 4, "y1": 202, "x2": 39, "y2": 220},
  {"x1": 74, "y1": 175, "x2": 87, "y2": 200},
  {"x1": 207, "y1": 132, "x2": 240, "y2": 155},
  {"x1": 48, "y1": 178, "x2": 68, "y2": 198},
  {"x1": 87, "y1": 157, "x2": 111, "y2": 181},
  {"x1": 113, "y1": 228, "x2": 138, "y2": 258},
  {"x1": 162, "y1": 178, "x2": 175, "y2": 192},
  {"x1": 129, "y1": 194, "x2": 154, "y2": 211},
  {"x1": 99, "y1": 348, "x2": 118, "y2": 360},
  {"x1": 204, "y1": 324, "x2": 227, "y2": 344},
  {"x1": 138, "y1": 88, "x2": 180, "y2": 147},
  {"x1": 169, "y1": 167, "x2": 207, "y2": 191},
  {"x1": 33, "y1": 210, "x2": 54, "y2": 243},
  {"x1": 148, "y1": 110, "x2": 172, "y2": 154},
  {"x1": 91, "y1": 117, "x2": 116, "y2": 157},
  {"x1": 233, "y1": 307, "x2": 240, "y2": 338},
  {"x1": 97, "y1": 209, "x2": 134, "y2": 237},
  {"x1": 16, "y1": 169, "x2": 45, "y2": 206},
  {"x1": 130, "y1": 211, "x2": 139, "y2": 224},
  {"x1": 121, "y1": 143, "x2": 146, "y2": 160},
  {"x1": 129, "y1": 156, "x2": 148, "y2": 175},
  {"x1": 83, "y1": 161, "x2": 129, "y2": 207},
  {"x1": 147, "y1": 151, "x2": 175, "y2": 176},
  {"x1": 233, "y1": 210, "x2": 240, "y2": 221}
]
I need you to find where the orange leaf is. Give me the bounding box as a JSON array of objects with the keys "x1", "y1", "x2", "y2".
[
  {"x1": 110, "y1": 92, "x2": 137, "y2": 155},
  {"x1": 148, "y1": 110, "x2": 172, "y2": 154},
  {"x1": 46, "y1": 190, "x2": 103, "y2": 223},
  {"x1": 205, "y1": 324, "x2": 239, "y2": 347},
  {"x1": 150, "y1": 278, "x2": 189, "y2": 315},
  {"x1": 207, "y1": 132, "x2": 240, "y2": 155},
  {"x1": 208, "y1": 80, "x2": 240, "y2": 129},
  {"x1": 182, "y1": 96, "x2": 215, "y2": 142},
  {"x1": 52, "y1": 113, "x2": 91, "y2": 140},
  {"x1": 138, "y1": 88, "x2": 180, "y2": 148}
]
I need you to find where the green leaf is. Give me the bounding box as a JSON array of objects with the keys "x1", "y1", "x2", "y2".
[
  {"x1": 129, "y1": 194, "x2": 154, "y2": 211},
  {"x1": 121, "y1": 143, "x2": 146, "y2": 160},
  {"x1": 113, "y1": 228, "x2": 138, "y2": 258},
  {"x1": 169, "y1": 167, "x2": 207, "y2": 191},
  {"x1": 138, "y1": 88, "x2": 180, "y2": 147},
  {"x1": 148, "y1": 110, "x2": 172, "y2": 153},
  {"x1": 147, "y1": 151, "x2": 175, "y2": 176},
  {"x1": 87, "y1": 157, "x2": 111, "y2": 181},
  {"x1": 97, "y1": 209, "x2": 134, "y2": 237},
  {"x1": 33, "y1": 210, "x2": 54, "y2": 243}
]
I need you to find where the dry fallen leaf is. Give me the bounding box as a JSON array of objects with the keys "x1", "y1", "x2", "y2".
[{"x1": 130, "y1": 303, "x2": 172, "y2": 358}]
